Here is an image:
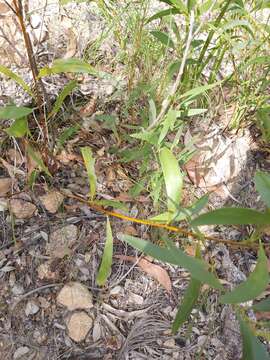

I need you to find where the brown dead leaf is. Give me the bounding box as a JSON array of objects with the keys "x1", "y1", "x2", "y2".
[
  {"x1": 122, "y1": 225, "x2": 138, "y2": 236},
  {"x1": 1, "y1": 158, "x2": 24, "y2": 178},
  {"x1": 255, "y1": 312, "x2": 270, "y2": 321},
  {"x1": 56, "y1": 150, "x2": 81, "y2": 164},
  {"x1": 64, "y1": 28, "x2": 77, "y2": 59},
  {"x1": 0, "y1": 178, "x2": 12, "y2": 196},
  {"x1": 115, "y1": 255, "x2": 171, "y2": 293},
  {"x1": 9, "y1": 193, "x2": 37, "y2": 219},
  {"x1": 40, "y1": 191, "x2": 64, "y2": 213},
  {"x1": 7, "y1": 149, "x2": 24, "y2": 166}
]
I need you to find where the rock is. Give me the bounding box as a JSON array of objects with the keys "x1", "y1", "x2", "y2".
[
  {"x1": 57, "y1": 282, "x2": 93, "y2": 311},
  {"x1": 40, "y1": 191, "x2": 64, "y2": 214},
  {"x1": 46, "y1": 224, "x2": 77, "y2": 258},
  {"x1": 67, "y1": 311, "x2": 93, "y2": 342},
  {"x1": 128, "y1": 292, "x2": 144, "y2": 305},
  {"x1": 13, "y1": 346, "x2": 29, "y2": 359},
  {"x1": 110, "y1": 286, "x2": 123, "y2": 296},
  {"x1": 9, "y1": 194, "x2": 37, "y2": 219},
  {"x1": 25, "y1": 300, "x2": 40, "y2": 316},
  {"x1": 164, "y1": 339, "x2": 176, "y2": 348}
]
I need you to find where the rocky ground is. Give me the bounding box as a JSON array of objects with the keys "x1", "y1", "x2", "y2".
[{"x1": 0, "y1": 1, "x2": 270, "y2": 359}]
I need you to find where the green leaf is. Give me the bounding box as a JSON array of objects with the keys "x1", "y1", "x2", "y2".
[
  {"x1": 158, "y1": 109, "x2": 178, "y2": 144},
  {"x1": 93, "y1": 199, "x2": 128, "y2": 212},
  {"x1": 238, "y1": 315, "x2": 270, "y2": 360},
  {"x1": 186, "y1": 108, "x2": 208, "y2": 116},
  {"x1": 26, "y1": 144, "x2": 51, "y2": 177},
  {"x1": 39, "y1": 58, "x2": 100, "y2": 77},
  {"x1": 160, "y1": 147, "x2": 183, "y2": 213},
  {"x1": 146, "y1": 8, "x2": 180, "y2": 23},
  {"x1": 252, "y1": 297, "x2": 270, "y2": 312},
  {"x1": 172, "y1": 277, "x2": 201, "y2": 333},
  {"x1": 5, "y1": 117, "x2": 28, "y2": 138},
  {"x1": 149, "y1": 98, "x2": 157, "y2": 125},
  {"x1": 179, "y1": 82, "x2": 221, "y2": 102},
  {"x1": 170, "y1": 0, "x2": 188, "y2": 12},
  {"x1": 0, "y1": 106, "x2": 33, "y2": 120},
  {"x1": 255, "y1": 171, "x2": 270, "y2": 208},
  {"x1": 81, "y1": 146, "x2": 96, "y2": 200},
  {"x1": 48, "y1": 80, "x2": 78, "y2": 118},
  {"x1": 192, "y1": 208, "x2": 270, "y2": 226},
  {"x1": 131, "y1": 130, "x2": 159, "y2": 145},
  {"x1": 150, "y1": 30, "x2": 175, "y2": 49},
  {"x1": 220, "y1": 245, "x2": 269, "y2": 304},
  {"x1": 256, "y1": 107, "x2": 270, "y2": 142},
  {"x1": 0, "y1": 65, "x2": 33, "y2": 97},
  {"x1": 118, "y1": 234, "x2": 223, "y2": 289},
  {"x1": 96, "y1": 217, "x2": 113, "y2": 286},
  {"x1": 221, "y1": 20, "x2": 254, "y2": 37},
  {"x1": 57, "y1": 125, "x2": 80, "y2": 148}
]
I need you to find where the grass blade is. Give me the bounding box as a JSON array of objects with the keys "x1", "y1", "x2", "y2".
[
  {"x1": 39, "y1": 58, "x2": 101, "y2": 77},
  {"x1": 220, "y1": 245, "x2": 269, "y2": 304},
  {"x1": 81, "y1": 147, "x2": 97, "y2": 200},
  {"x1": 252, "y1": 298, "x2": 270, "y2": 312},
  {"x1": 96, "y1": 217, "x2": 113, "y2": 286},
  {"x1": 48, "y1": 80, "x2": 78, "y2": 118}
]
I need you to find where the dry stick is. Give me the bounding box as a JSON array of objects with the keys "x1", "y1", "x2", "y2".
[
  {"x1": 62, "y1": 191, "x2": 265, "y2": 250},
  {"x1": 12, "y1": 0, "x2": 51, "y2": 149},
  {"x1": 147, "y1": 10, "x2": 195, "y2": 131}
]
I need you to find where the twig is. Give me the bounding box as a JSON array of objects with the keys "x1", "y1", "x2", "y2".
[
  {"x1": 147, "y1": 11, "x2": 195, "y2": 131},
  {"x1": 11, "y1": 283, "x2": 62, "y2": 310}
]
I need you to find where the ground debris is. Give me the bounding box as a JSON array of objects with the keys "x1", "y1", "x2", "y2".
[
  {"x1": 67, "y1": 311, "x2": 93, "y2": 342},
  {"x1": 57, "y1": 282, "x2": 93, "y2": 311}
]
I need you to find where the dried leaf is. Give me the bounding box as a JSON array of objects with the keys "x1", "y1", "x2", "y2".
[
  {"x1": 115, "y1": 254, "x2": 172, "y2": 292},
  {"x1": 40, "y1": 191, "x2": 64, "y2": 213},
  {"x1": 46, "y1": 224, "x2": 78, "y2": 258},
  {"x1": 0, "y1": 178, "x2": 12, "y2": 196}
]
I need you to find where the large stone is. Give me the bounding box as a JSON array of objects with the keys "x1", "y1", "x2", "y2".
[
  {"x1": 67, "y1": 311, "x2": 93, "y2": 342},
  {"x1": 57, "y1": 282, "x2": 93, "y2": 311}
]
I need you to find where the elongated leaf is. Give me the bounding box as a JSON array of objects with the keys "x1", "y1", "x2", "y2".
[
  {"x1": 192, "y1": 208, "x2": 270, "y2": 226},
  {"x1": 255, "y1": 171, "x2": 270, "y2": 208},
  {"x1": 256, "y1": 107, "x2": 270, "y2": 142},
  {"x1": 93, "y1": 199, "x2": 128, "y2": 211},
  {"x1": 172, "y1": 277, "x2": 201, "y2": 333},
  {"x1": 186, "y1": 108, "x2": 207, "y2": 116},
  {"x1": 158, "y1": 109, "x2": 178, "y2": 144},
  {"x1": 96, "y1": 217, "x2": 113, "y2": 286},
  {"x1": 179, "y1": 82, "x2": 221, "y2": 101},
  {"x1": 238, "y1": 315, "x2": 270, "y2": 360},
  {"x1": 160, "y1": 147, "x2": 183, "y2": 212},
  {"x1": 0, "y1": 106, "x2": 33, "y2": 120},
  {"x1": 170, "y1": 0, "x2": 188, "y2": 12},
  {"x1": 48, "y1": 80, "x2": 77, "y2": 118},
  {"x1": 118, "y1": 234, "x2": 222, "y2": 289},
  {"x1": 252, "y1": 297, "x2": 270, "y2": 312},
  {"x1": 221, "y1": 20, "x2": 254, "y2": 37},
  {"x1": 5, "y1": 117, "x2": 28, "y2": 138},
  {"x1": 146, "y1": 8, "x2": 179, "y2": 23},
  {"x1": 26, "y1": 144, "x2": 51, "y2": 177},
  {"x1": 0, "y1": 65, "x2": 33, "y2": 97},
  {"x1": 39, "y1": 58, "x2": 100, "y2": 77},
  {"x1": 150, "y1": 30, "x2": 175, "y2": 49},
  {"x1": 81, "y1": 146, "x2": 96, "y2": 200},
  {"x1": 220, "y1": 245, "x2": 269, "y2": 304}
]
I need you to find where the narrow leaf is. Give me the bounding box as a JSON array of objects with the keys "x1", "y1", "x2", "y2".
[
  {"x1": 39, "y1": 58, "x2": 100, "y2": 77},
  {"x1": 192, "y1": 208, "x2": 270, "y2": 226},
  {"x1": 48, "y1": 80, "x2": 78, "y2": 118},
  {"x1": 81, "y1": 146, "x2": 96, "y2": 200},
  {"x1": 253, "y1": 298, "x2": 270, "y2": 312},
  {"x1": 5, "y1": 117, "x2": 28, "y2": 138},
  {"x1": 159, "y1": 147, "x2": 183, "y2": 212},
  {"x1": 158, "y1": 109, "x2": 178, "y2": 144},
  {"x1": 0, "y1": 65, "x2": 33, "y2": 97},
  {"x1": 118, "y1": 234, "x2": 222, "y2": 289},
  {"x1": 172, "y1": 277, "x2": 201, "y2": 333},
  {"x1": 180, "y1": 82, "x2": 221, "y2": 101},
  {"x1": 150, "y1": 30, "x2": 175, "y2": 49},
  {"x1": 96, "y1": 217, "x2": 113, "y2": 286},
  {"x1": 255, "y1": 171, "x2": 270, "y2": 208},
  {"x1": 0, "y1": 105, "x2": 33, "y2": 120},
  {"x1": 238, "y1": 315, "x2": 270, "y2": 360},
  {"x1": 220, "y1": 245, "x2": 269, "y2": 304},
  {"x1": 146, "y1": 8, "x2": 179, "y2": 24}
]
